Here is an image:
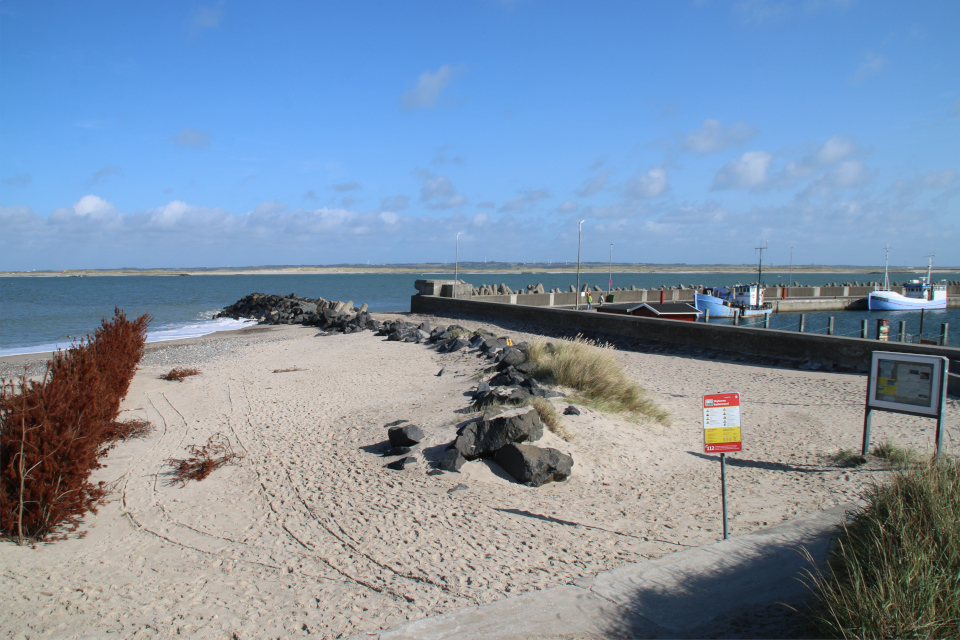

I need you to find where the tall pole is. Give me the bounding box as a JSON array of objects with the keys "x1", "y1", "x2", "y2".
[
  {"x1": 788, "y1": 246, "x2": 794, "y2": 286},
  {"x1": 608, "y1": 243, "x2": 613, "y2": 296},
  {"x1": 755, "y1": 242, "x2": 767, "y2": 287},
  {"x1": 454, "y1": 232, "x2": 461, "y2": 299},
  {"x1": 576, "y1": 219, "x2": 585, "y2": 310},
  {"x1": 883, "y1": 244, "x2": 890, "y2": 290}
]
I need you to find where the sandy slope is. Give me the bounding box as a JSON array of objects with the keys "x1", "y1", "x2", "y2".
[{"x1": 2, "y1": 316, "x2": 957, "y2": 639}]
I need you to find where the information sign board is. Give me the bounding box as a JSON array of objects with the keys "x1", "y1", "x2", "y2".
[
  {"x1": 867, "y1": 352, "x2": 946, "y2": 417},
  {"x1": 703, "y1": 393, "x2": 742, "y2": 453}
]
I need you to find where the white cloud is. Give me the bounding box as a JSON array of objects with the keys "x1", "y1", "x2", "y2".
[
  {"x1": 188, "y1": 1, "x2": 225, "y2": 36},
  {"x1": 89, "y1": 165, "x2": 123, "y2": 185},
  {"x1": 682, "y1": 119, "x2": 759, "y2": 154},
  {"x1": 379, "y1": 211, "x2": 399, "y2": 225},
  {"x1": 815, "y1": 136, "x2": 856, "y2": 165},
  {"x1": 380, "y1": 195, "x2": 410, "y2": 211},
  {"x1": 575, "y1": 170, "x2": 610, "y2": 197},
  {"x1": 170, "y1": 127, "x2": 211, "y2": 148},
  {"x1": 2, "y1": 173, "x2": 31, "y2": 187},
  {"x1": 625, "y1": 166, "x2": 669, "y2": 199},
  {"x1": 400, "y1": 65, "x2": 461, "y2": 110},
  {"x1": 829, "y1": 160, "x2": 869, "y2": 188},
  {"x1": 853, "y1": 51, "x2": 885, "y2": 83},
  {"x1": 415, "y1": 169, "x2": 466, "y2": 209},
  {"x1": 472, "y1": 211, "x2": 490, "y2": 226},
  {"x1": 557, "y1": 200, "x2": 579, "y2": 213},
  {"x1": 712, "y1": 151, "x2": 772, "y2": 190},
  {"x1": 500, "y1": 189, "x2": 550, "y2": 212}
]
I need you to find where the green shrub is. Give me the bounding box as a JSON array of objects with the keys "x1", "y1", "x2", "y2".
[
  {"x1": 804, "y1": 455, "x2": 960, "y2": 638},
  {"x1": 525, "y1": 336, "x2": 669, "y2": 425}
]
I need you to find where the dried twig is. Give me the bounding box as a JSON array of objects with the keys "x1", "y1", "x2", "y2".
[
  {"x1": 160, "y1": 367, "x2": 201, "y2": 382},
  {"x1": 165, "y1": 433, "x2": 242, "y2": 486},
  {"x1": 272, "y1": 367, "x2": 305, "y2": 373}
]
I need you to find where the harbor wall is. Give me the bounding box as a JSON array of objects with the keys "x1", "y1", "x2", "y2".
[
  {"x1": 416, "y1": 280, "x2": 960, "y2": 311},
  {"x1": 410, "y1": 294, "x2": 960, "y2": 394}
]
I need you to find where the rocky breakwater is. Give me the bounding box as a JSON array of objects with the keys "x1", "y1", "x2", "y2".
[
  {"x1": 216, "y1": 292, "x2": 382, "y2": 334},
  {"x1": 366, "y1": 320, "x2": 574, "y2": 487}
]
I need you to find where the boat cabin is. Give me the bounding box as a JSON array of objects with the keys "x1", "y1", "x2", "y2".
[
  {"x1": 597, "y1": 302, "x2": 703, "y2": 322},
  {"x1": 902, "y1": 279, "x2": 948, "y2": 302}
]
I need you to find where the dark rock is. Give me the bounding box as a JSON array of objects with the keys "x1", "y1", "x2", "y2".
[
  {"x1": 563, "y1": 405, "x2": 581, "y2": 416},
  {"x1": 384, "y1": 419, "x2": 408, "y2": 428},
  {"x1": 474, "y1": 381, "x2": 491, "y2": 395},
  {"x1": 453, "y1": 405, "x2": 543, "y2": 459},
  {"x1": 497, "y1": 347, "x2": 526, "y2": 369},
  {"x1": 437, "y1": 368, "x2": 446, "y2": 376},
  {"x1": 386, "y1": 456, "x2": 419, "y2": 471},
  {"x1": 493, "y1": 443, "x2": 573, "y2": 487},
  {"x1": 388, "y1": 424, "x2": 425, "y2": 447},
  {"x1": 438, "y1": 449, "x2": 466, "y2": 472},
  {"x1": 515, "y1": 361, "x2": 537, "y2": 375},
  {"x1": 447, "y1": 483, "x2": 469, "y2": 494}
]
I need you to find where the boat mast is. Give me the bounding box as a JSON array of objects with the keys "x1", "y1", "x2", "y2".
[
  {"x1": 754, "y1": 241, "x2": 767, "y2": 307},
  {"x1": 925, "y1": 253, "x2": 934, "y2": 284},
  {"x1": 883, "y1": 244, "x2": 890, "y2": 290}
]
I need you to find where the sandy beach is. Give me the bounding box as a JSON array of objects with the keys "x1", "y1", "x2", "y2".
[{"x1": 2, "y1": 313, "x2": 957, "y2": 639}]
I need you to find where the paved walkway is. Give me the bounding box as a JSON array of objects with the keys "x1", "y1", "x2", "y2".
[{"x1": 348, "y1": 505, "x2": 851, "y2": 640}]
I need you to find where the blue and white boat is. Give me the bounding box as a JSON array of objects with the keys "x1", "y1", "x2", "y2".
[
  {"x1": 868, "y1": 254, "x2": 947, "y2": 310},
  {"x1": 695, "y1": 284, "x2": 773, "y2": 318}
]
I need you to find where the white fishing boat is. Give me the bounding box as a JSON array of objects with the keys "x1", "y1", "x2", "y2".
[
  {"x1": 868, "y1": 253, "x2": 947, "y2": 310},
  {"x1": 694, "y1": 244, "x2": 773, "y2": 318},
  {"x1": 695, "y1": 285, "x2": 773, "y2": 318}
]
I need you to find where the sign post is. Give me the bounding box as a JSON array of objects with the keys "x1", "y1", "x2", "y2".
[
  {"x1": 862, "y1": 352, "x2": 949, "y2": 457},
  {"x1": 703, "y1": 393, "x2": 742, "y2": 540}
]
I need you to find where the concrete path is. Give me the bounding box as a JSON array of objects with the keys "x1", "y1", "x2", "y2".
[{"x1": 348, "y1": 505, "x2": 851, "y2": 640}]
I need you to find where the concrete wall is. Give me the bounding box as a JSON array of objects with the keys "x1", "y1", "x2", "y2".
[{"x1": 410, "y1": 295, "x2": 960, "y2": 384}]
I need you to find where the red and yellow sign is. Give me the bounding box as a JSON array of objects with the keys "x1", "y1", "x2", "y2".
[{"x1": 703, "y1": 393, "x2": 742, "y2": 453}]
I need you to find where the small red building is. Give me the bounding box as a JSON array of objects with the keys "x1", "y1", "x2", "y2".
[{"x1": 596, "y1": 302, "x2": 703, "y2": 322}]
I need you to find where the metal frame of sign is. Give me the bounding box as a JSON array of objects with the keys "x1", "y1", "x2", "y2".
[
  {"x1": 862, "y1": 351, "x2": 949, "y2": 457},
  {"x1": 702, "y1": 392, "x2": 742, "y2": 540}
]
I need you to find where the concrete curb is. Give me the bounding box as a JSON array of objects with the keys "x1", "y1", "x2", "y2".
[{"x1": 348, "y1": 505, "x2": 852, "y2": 640}]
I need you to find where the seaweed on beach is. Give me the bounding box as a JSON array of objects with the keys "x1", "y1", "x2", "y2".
[
  {"x1": 0, "y1": 309, "x2": 150, "y2": 544},
  {"x1": 160, "y1": 367, "x2": 201, "y2": 382},
  {"x1": 165, "y1": 433, "x2": 242, "y2": 486}
]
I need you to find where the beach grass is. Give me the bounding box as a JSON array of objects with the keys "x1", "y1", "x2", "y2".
[
  {"x1": 802, "y1": 454, "x2": 960, "y2": 639},
  {"x1": 525, "y1": 336, "x2": 669, "y2": 425}
]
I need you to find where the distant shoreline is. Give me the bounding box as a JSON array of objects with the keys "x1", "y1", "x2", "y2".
[{"x1": 2, "y1": 265, "x2": 955, "y2": 277}]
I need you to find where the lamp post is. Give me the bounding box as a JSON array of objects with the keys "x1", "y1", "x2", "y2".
[
  {"x1": 576, "y1": 219, "x2": 585, "y2": 310},
  {"x1": 454, "y1": 232, "x2": 461, "y2": 298},
  {"x1": 608, "y1": 243, "x2": 613, "y2": 297},
  {"x1": 788, "y1": 246, "x2": 794, "y2": 286}
]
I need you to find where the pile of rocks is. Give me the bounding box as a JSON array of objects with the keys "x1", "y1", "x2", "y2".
[
  {"x1": 216, "y1": 292, "x2": 382, "y2": 334},
  {"x1": 367, "y1": 323, "x2": 574, "y2": 487},
  {"x1": 438, "y1": 405, "x2": 572, "y2": 487}
]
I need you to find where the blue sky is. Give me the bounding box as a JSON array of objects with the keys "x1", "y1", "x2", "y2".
[{"x1": 2, "y1": 0, "x2": 958, "y2": 270}]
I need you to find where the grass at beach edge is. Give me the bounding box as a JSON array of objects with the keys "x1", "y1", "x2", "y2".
[{"x1": 801, "y1": 453, "x2": 960, "y2": 639}]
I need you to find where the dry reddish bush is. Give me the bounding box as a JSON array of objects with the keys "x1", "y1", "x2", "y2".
[
  {"x1": 165, "y1": 433, "x2": 242, "y2": 486},
  {"x1": 160, "y1": 367, "x2": 201, "y2": 382},
  {"x1": 0, "y1": 308, "x2": 150, "y2": 543}
]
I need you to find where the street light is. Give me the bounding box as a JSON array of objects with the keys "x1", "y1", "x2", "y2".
[
  {"x1": 608, "y1": 243, "x2": 613, "y2": 297},
  {"x1": 576, "y1": 219, "x2": 585, "y2": 310},
  {"x1": 454, "y1": 232, "x2": 461, "y2": 299},
  {"x1": 788, "y1": 246, "x2": 794, "y2": 286}
]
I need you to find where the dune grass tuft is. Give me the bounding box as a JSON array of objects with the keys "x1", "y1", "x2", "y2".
[
  {"x1": 525, "y1": 336, "x2": 669, "y2": 425},
  {"x1": 871, "y1": 439, "x2": 918, "y2": 467},
  {"x1": 802, "y1": 454, "x2": 960, "y2": 639},
  {"x1": 526, "y1": 397, "x2": 575, "y2": 442}
]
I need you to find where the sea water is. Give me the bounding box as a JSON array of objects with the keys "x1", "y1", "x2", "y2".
[{"x1": 1, "y1": 271, "x2": 957, "y2": 355}]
